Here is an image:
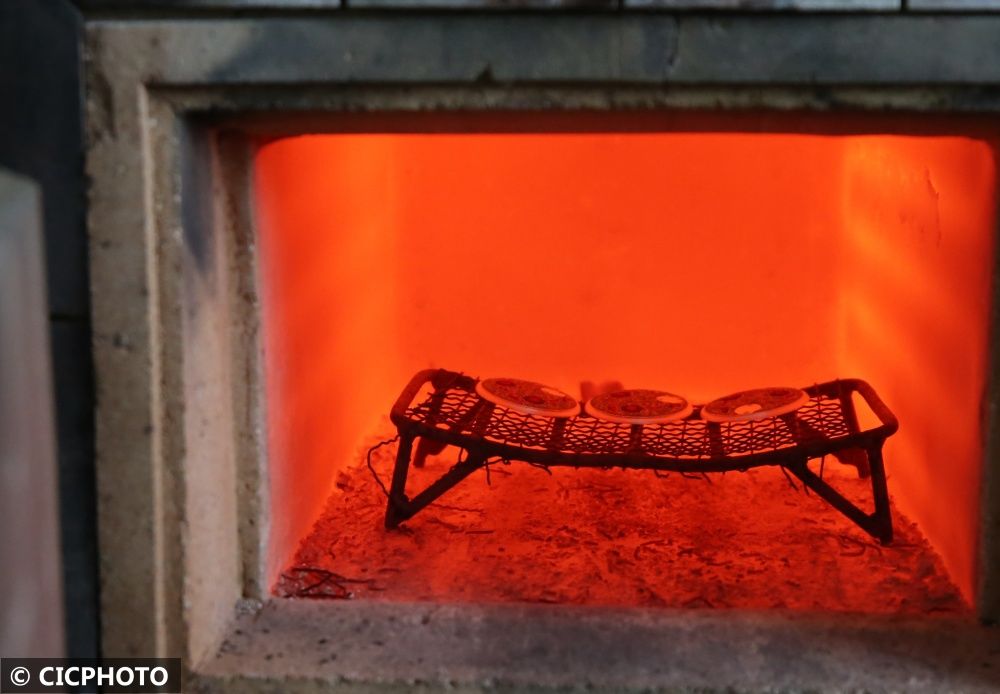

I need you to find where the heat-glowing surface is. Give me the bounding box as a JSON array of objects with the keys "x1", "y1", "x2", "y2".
[
  {"x1": 254, "y1": 131, "x2": 996, "y2": 605},
  {"x1": 276, "y1": 430, "x2": 966, "y2": 614},
  {"x1": 840, "y1": 137, "x2": 997, "y2": 602}
]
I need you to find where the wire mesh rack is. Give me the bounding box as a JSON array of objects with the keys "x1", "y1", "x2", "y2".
[
  {"x1": 401, "y1": 378, "x2": 855, "y2": 460},
  {"x1": 382, "y1": 368, "x2": 899, "y2": 543}
]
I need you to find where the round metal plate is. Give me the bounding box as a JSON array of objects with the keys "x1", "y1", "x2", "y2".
[
  {"x1": 585, "y1": 389, "x2": 693, "y2": 424},
  {"x1": 475, "y1": 377, "x2": 580, "y2": 418},
  {"x1": 700, "y1": 386, "x2": 809, "y2": 423}
]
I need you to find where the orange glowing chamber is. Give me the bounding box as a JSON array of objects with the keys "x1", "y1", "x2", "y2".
[{"x1": 254, "y1": 127, "x2": 998, "y2": 608}]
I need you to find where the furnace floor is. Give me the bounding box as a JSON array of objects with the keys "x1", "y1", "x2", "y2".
[{"x1": 277, "y1": 424, "x2": 968, "y2": 614}]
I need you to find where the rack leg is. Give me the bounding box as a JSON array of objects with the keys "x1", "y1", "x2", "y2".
[
  {"x1": 628, "y1": 424, "x2": 645, "y2": 452},
  {"x1": 413, "y1": 436, "x2": 448, "y2": 468},
  {"x1": 398, "y1": 451, "x2": 485, "y2": 522},
  {"x1": 384, "y1": 433, "x2": 415, "y2": 530},
  {"x1": 707, "y1": 422, "x2": 725, "y2": 458},
  {"x1": 867, "y1": 444, "x2": 893, "y2": 544},
  {"x1": 548, "y1": 418, "x2": 568, "y2": 450},
  {"x1": 384, "y1": 438, "x2": 486, "y2": 529},
  {"x1": 836, "y1": 387, "x2": 871, "y2": 479},
  {"x1": 786, "y1": 448, "x2": 893, "y2": 544}
]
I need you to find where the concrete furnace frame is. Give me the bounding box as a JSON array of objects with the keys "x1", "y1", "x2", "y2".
[{"x1": 85, "y1": 13, "x2": 1000, "y2": 691}]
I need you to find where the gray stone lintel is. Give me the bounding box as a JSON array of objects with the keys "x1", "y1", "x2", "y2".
[
  {"x1": 86, "y1": 14, "x2": 1000, "y2": 89},
  {"x1": 910, "y1": 0, "x2": 1000, "y2": 9},
  {"x1": 609, "y1": 0, "x2": 900, "y2": 9},
  {"x1": 349, "y1": 0, "x2": 898, "y2": 9},
  {"x1": 75, "y1": 0, "x2": 904, "y2": 10}
]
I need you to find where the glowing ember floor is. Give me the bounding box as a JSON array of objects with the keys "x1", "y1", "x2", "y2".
[{"x1": 276, "y1": 425, "x2": 968, "y2": 614}]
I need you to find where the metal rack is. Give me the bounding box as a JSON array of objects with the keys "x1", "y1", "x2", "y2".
[{"x1": 383, "y1": 369, "x2": 899, "y2": 543}]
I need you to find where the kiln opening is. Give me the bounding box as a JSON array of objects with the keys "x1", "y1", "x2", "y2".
[{"x1": 252, "y1": 130, "x2": 997, "y2": 615}]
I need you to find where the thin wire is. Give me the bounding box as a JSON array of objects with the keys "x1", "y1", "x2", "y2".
[
  {"x1": 779, "y1": 465, "x2": 800, "y2": 492},
  {"x1": 480, "y1": 455, "x2": 514, "y2": 487},
  {"x1": 525, "y1": 460, "x2": 553, "y2": 475},
  {"x1": 366, "y1": 434, "x2": 400, "y2": 499}
]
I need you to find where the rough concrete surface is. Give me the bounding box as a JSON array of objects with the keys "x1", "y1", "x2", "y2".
[{"x1": 193, "y1": 599, "x2": 1000, "y2": 692}]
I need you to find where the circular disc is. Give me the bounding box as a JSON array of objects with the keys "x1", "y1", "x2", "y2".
[
  {"x1": 700, "y1": 386, "x2": 809, "y2": 423},
  {"x1": 585, "y1": 389, "x2": 693, "y2": 424},
  {"x1": 475, "y1": 377, "x2": 580, "y2": 418}
]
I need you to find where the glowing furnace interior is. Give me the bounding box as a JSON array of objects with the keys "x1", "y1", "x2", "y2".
[{"x1": 253, "y1": 131, "x2": 997, "y2": 612}]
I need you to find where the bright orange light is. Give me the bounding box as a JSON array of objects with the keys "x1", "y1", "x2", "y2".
[
  {"x1": 254, "y1": 131, "x2": 996, "y2": 604},
  {"x1": 840, "y1": 136, "x2": 997, "y2": 603}
]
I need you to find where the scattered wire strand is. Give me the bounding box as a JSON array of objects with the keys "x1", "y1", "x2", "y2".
[{"x1": 366, "y1": 435, "x2": 400, "y2": 499}]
